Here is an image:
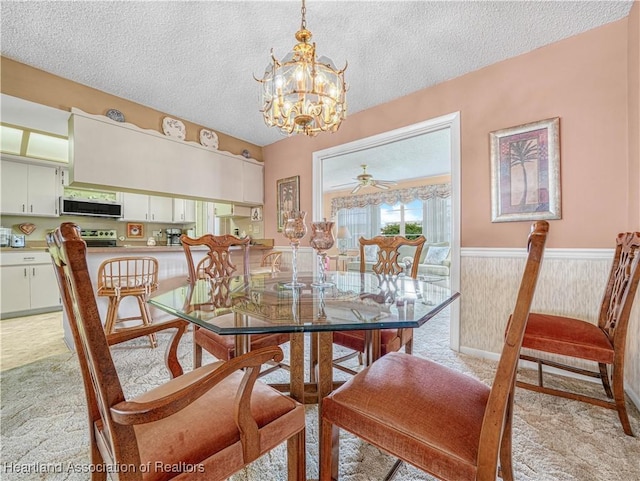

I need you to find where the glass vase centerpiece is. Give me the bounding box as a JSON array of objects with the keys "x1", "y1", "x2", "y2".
[
  {"x1": 310, "y1": 219, "x2": 335, "y2": 287},
  {"x1": 282, "y1": 210, "x2": 307, "y2": 288}
]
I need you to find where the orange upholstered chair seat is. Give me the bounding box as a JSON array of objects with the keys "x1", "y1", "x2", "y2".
[
  {"x1": 194, "y1": 328, "x2": 291, "y2": 363},
  {"x1": 523, "y1": 313, "x2": 614, "y2": 363},
  {"x1": 332, "y1": 328, "x2": 411, "y2": 357},
  {"x1": 323, "y1": 352, "x2": 491, "y2": 481},
  {"x1": 131, "y1": 363, "x2": 304, "y2": 481}
]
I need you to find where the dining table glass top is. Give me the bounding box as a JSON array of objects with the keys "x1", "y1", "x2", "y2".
[{"x1": 149, "y1": 271, "x2": 460, "y2": 335}]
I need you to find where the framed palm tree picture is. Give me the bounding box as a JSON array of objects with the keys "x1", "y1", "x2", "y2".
[
  {"x1": 490, "y1": 117, "x2": 561, "y2": 222},
  {"x1": 276, "y1": 175, "x2": 300, "y2": 232}
]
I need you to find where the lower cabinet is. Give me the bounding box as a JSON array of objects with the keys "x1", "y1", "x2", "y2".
[{"x1": 0, "y1": 251, "x2": 61, "y2": 317}]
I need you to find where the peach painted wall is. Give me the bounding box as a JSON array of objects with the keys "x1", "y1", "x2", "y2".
[
  {"x1": 629, "y1": 2, "x2": 640, "y2": 228},
  {"x1": 263, "y1": 18, "x2": 635, "y2": 248}
]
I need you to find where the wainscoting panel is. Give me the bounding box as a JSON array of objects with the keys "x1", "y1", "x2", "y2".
[{"x1": 460, "y1": 248, "x2": 640, "y2": 406}]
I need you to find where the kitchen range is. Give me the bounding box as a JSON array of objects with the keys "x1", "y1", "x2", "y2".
[{"x1": 80, "y1": 229, "x2": 117, "y2": 247}]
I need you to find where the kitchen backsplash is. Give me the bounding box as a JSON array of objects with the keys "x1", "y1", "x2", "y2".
[{"x1": 0, "y1": 214, "x2": 194, "y2": 246}]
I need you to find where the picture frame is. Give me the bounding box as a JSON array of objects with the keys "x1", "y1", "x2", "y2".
[
  {"x1": 126, "y1": 223, "x2": 144, "y2": 238},
  {"x1": 276, "y1": 175, "x2": 300, "y2": 232},
  {"x1": 251, "y1": 206, "x2": 263, "y2": 222},
  {"x1": 490, "y1": 117, "x2": 561, "y2": 223}
]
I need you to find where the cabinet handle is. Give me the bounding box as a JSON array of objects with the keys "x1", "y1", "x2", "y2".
[
  {"x1": 22, "y1": 204, "x2": 25, "y2": 212},
  {"x1": 22, "y1": 256, "x2": 35, "y2": 261},
  {"x1": 32, "y1": 268, "x2": 36, "y2": 276},
  {"x1": 30, "y1": 204, "x2": 33, "y2": 213},
  {"x1": 24, "y1": 268, "x2": 27, "y2": 277}
]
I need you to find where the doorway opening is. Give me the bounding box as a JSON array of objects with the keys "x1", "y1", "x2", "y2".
[{"x1": 312, "y1": 112, "x2": 461, "y2": 350}]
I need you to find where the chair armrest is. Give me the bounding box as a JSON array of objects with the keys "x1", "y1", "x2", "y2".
[
  {"x1": 110, "y1": 346, "x2": 284, "y2": 426},
  {"x1": 107, "y1": 318, "x2": 188, "y2": 378}
]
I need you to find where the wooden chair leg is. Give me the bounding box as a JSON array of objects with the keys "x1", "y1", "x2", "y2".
[
  {"x1": 193, "y1": 328, "x2": 203, "y2": 368},
  {"x1": 320, "y1": 419, "x2": 339, "y2": 481},
  {"x1": 404, "y1": 337, "x2": 413, "y2": 355},
  {"x1": 612, "y1": 366, "x2": 634, "y2": 436},
  {"x1": 136, "y1": 295, "x2": 157, "y2": 348},
  {"x1": 103, "y1": 297, "x2": 119, "y2": 336},
  {"x1": 598, "y1": 363, "x2": 613, "y2": 398},
  {"x1": 499, "y1": 391, "x2": 515, "y2": 481},
  {"x1": 89, "y1": 433, "x2": 107, "y2": 481},
  {"x1": 287, "y1": 428, "x2": 306, "y2": 481}
]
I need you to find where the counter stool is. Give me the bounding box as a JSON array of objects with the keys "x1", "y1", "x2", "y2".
[
  {"x1": 251, "y1": 250, "x2": 283, "y2": 275},
  {"x1": 97, "y1": 256, "x2": 159, "y2": 348}
]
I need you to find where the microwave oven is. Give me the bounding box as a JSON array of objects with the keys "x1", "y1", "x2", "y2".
[{"x1": 59, "y1": 197, "x2": 123, "y2": 218}]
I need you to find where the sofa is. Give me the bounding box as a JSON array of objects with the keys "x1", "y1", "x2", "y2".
[{"x1": 346, "y1": 242, "x2": 451, "y2": 282}]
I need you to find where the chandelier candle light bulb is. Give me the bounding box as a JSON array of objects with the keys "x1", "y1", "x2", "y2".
[{"x1": 256, "y1": 0, "x2": 348, "y2": 136}]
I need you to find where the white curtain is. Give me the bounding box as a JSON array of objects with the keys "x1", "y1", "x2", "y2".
[{"x1": 332, "y1": 183, "x2": 451, "y2": 245}]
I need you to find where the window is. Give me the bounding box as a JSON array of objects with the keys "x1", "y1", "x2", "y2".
[
  {"x1": 380, "y1": 199, "x2": 423, "y2": 239},
  {"x1": 336, "y1": 194, "x2": 450, "y2": 247}
]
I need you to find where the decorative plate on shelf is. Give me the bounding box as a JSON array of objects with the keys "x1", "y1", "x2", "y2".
[
  {"x1": 199, "y1": 129, "x2": 219, "y2": 150},
  {"x1": 162, "y1": 117, "x2": 186, "y2": 140},
  {"x1": 105, "y1": 109, "x2": 125, "y2": 122}
]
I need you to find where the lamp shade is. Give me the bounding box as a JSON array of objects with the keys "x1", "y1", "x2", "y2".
[{"x1": 337, "y1": 226, "x2": 351, "y2": 240}]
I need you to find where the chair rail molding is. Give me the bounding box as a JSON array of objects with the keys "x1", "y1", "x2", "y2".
[{"x1": 462, "y1": 247, "x2": 615, "y2": 259}]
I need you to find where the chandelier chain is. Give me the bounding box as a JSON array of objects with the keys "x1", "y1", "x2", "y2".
[{"x1": 301, "y1": 0, "x2": 307, "y2": 30}]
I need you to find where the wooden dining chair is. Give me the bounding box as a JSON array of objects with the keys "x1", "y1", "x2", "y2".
[
  {"x1": 47, "y1": 222, "x2": 306, "y2": 481},
  {"x1": 320, "y1": 221, "x2": 549, "y2": 481},
  {"x1": 331, "y1": 235, "x2": 426, "y2": 374},
  {"x1": 517, "y1": 231, "x2": 640, "y2": 436},
  {"x1": 181, "y1": 234, "x2": 290, "y2": 371}
]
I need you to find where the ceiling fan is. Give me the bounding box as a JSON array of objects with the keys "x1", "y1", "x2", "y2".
[{"x1": 332, "y1": 164, "x2": 398, "y2": 194}]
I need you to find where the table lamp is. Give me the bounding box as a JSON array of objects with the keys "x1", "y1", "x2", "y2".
[{"x1": 336, "y1": 226, "x2": 351, "y2": 255}]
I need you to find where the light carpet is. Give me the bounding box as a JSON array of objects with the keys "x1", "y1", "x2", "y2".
[{"x1": 1, "y1": 310, "x2": 639, "y2": 481}]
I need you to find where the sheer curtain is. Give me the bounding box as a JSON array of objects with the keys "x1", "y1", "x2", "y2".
[{"x1": 332, "y1": 183, "x2": 451, "y2": 245}]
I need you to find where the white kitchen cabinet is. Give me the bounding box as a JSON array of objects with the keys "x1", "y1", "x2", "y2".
[
  {"x1": 122, "y1": 192, "x2": 149, "y2": 221},
  {"x1": 243, "y1": 161, "x2": 264, "y2": 204},
  {"x1": 214, "y1": 203, "x2": 233, "y2": 217},
  {"x1": 1, "y1": 159, "x2": 60, "y2": 216},
  {"x1": 122, "y1": 193, "x2": 173, "y2": 222},
  {"x1": 0, "y1": 251, "x2": 61, "y2": 317},
  {"x1": 148, "y1": 196, "x2": 173, "y2": 222},
  {"x1": 173, "y1": 198, "x2": 196, "y2": 223}
]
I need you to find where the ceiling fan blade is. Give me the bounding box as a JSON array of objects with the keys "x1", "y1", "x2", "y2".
[
  {"x1": 332, "y1": 182, "x2": 357, "y2": 188},
  {"x1": 351, "y1": 184, "x2": 362, "y2": 194},
  {"x1": 373, "y1": 183, "x2": 391, "y2": 190},
  {"x1": 375, "y1": 180, "x2": 398, "y2": 185}
]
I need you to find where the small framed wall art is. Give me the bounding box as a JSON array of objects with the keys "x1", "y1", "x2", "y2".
[
  {"x1": 276, "y1": 176, "x2": 300, "y2": 232},
  {"x1": 489, "y1": 117, "x2": 561, "y2": 223},
  {"x1": 251, "y1": 206, "x2": 263, "y2": 222},
  {"x1": 127, "y1": 223, "x2": 144, "y2": 238}
]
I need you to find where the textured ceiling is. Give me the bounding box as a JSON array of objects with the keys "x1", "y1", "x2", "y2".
[{"x1": 1, "y1": 0, "x2": 633, "y2": 149}]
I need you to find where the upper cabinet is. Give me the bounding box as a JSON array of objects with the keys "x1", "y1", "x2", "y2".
[
  {"x1": 69, "y1": 109, "x2": 263, "y2": 205},
  {"x1": 243, "y1": 161, "x2": 264, "y2": 204},
  {"x1": 121, "y1": 192, "x2": 173, "y2": 223},
  {"x1": 172, "y1": 198, "x2": 196, "y2": 223},
  {"x1": 1, "y1": 158, "x2": 60, "y2": 216}
]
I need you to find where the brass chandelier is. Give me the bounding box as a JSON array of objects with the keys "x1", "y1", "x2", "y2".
[{"x1": 256, "y1": 0, "x2": 347, "y2": 137}]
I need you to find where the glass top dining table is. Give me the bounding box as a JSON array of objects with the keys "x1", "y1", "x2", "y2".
[{"x1": 149, "y1": 270, "x2": 460, "y2": 405}]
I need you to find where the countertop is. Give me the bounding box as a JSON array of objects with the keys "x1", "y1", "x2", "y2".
[{"x1": 1, "y1": 244, "x2": 274, "y2": 254}]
